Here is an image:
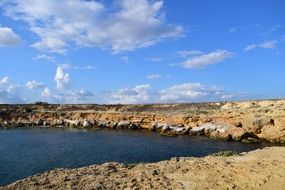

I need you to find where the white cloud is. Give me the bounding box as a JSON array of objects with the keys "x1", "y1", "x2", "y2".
[
  {"x1": 120, "y1": 56, "x2": 131, "y2": 64},
  {"x1": 180, "y1": 50, "x2": 234, "y2": 69},
  {"x1": 0, "y1": 77, "x2": 10, "y2": 86},
  {"x1": 244, "y1": 40, "x2": 278, "y2": 51},
  {"x1": 0, "y1": 26, "x2": 21, "y2": 46},
  {"x1": 73, "y1": 65, "x2": 96, "y2": 70},
  {"x1": 0, "y1": 77, "x2": 24, "y2": 103},
  {"x1": 227, "y1": 26, "x2": 246, "y2": 33},
  {"x1": 158, "y1": 83, "x2": 238, "y2": 103},
  {"x1": 1, "y1": 0, "x2": 183, "y2": 53},
  {"x1": 41, "y1": 89, "x2": 97, "y2": 104},
  {"x1": 39, "y1": 83, "x2": 237, "y2": 104},
  {"x1": 33, "y1": 54, "x2": 56, "y2": 63},
  {"x1": 111, "y1": 84, "x2": 151, "y2": 104},
  {"x1": 147, "y1": 74, "x2": 160, "y2": 79},
  {"x1": 26, "y1": 80, "x2": 45, "y2": 90},
  {"x1": 0, "y1": 77, "x2": 20, "y2": 94},
  {"x1": 159, "y1": 83, "x2": 218, "y2": 102},
  {"x1": 0, "y1": 76, "x2": 247, "y2": 104},
  {"x1": 259, "y1": 40, "x2": 277, "y2": 49},
  {"x1": 41, "y1": 87, "x2": 51, "y2": 98},
  {"x1": 244, "y1": 44, "x2": 257, "y2": 51},
  {"x1": 61, "y1": 90, "x2": 96, "y2": 103},
  {"x1": 107, "y1": 83, "x2": 244, "y2": 104},
  {"x1": 33, "y1": 55, "x2": 97, "y2": 70},
  {"x1": 221, "y1": 94, "x2": 234, "y2": 100},
  {"x1": 31, "y1": 38, "x2": 67, "y2": 55},
  {"x1": 54, "y1": 66, "x2": 70, "y2": 90},
  {"x1": 146, "y1": 57, "x2": 162, "y2": 62},
  {"x1": 176, "y1": 50, "x2": 203, "y2": 58},
  {"x1": 54, "y1": 63, "x2": 96, "y2": 71}
]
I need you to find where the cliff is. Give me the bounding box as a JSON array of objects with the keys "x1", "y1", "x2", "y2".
[{"x1": 1, "y1": 99, "x2": 285, "y2": 143}]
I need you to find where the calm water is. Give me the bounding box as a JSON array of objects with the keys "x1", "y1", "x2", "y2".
[{"x1": 0, "y1": 127, "x2": 276, "y2": 186}]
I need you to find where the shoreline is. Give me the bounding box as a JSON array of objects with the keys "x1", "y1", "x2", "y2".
[
  {"x1": 2, "y1": 127, "x2": 277, "y2": 187},
  {"x1": 1, "y1": 99, "x2": 285, "y2": 189},
  {"x1": 1, "y1": 99, "x2": 285, "y2": 144},
  {"x1": 2, "y1": 146, "x2": 285, "y2": 189}
]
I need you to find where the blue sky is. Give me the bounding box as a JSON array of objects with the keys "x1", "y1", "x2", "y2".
[{"x1": 0, "y1": 0, "x2": 284, "y2": 104}]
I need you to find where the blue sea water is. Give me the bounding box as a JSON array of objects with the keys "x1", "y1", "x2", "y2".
[{"x1": 0, "y1": 127, "x2": 276, "y2": 186}]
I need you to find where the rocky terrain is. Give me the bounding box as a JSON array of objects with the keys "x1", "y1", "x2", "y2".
[
  {"x1": 1, "y1": 99, "x2": 285, "y2": 143},
  {"x1": 1, "y1": 147, "x2": 284, "y2": 190},
  {"x1": 1, "y1": 99, "x2": 285, "y2": 189}
]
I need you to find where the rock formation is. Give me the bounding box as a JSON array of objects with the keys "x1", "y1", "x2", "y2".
[{"x1": 0, "y1": 99, "x2": 285, "y2": 143}]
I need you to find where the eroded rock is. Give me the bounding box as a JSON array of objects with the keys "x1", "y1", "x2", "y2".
[{"x1": 0, "y1": 99, "x2": 284, "y2": 143}]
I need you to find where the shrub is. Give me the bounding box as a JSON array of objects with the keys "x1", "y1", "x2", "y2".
[
  {"x1": 210, "y1": 151, "x2": 239, "y2": 157},
  {"x1": 34, "y1": 101, "x2": 49, "y2": 105}
]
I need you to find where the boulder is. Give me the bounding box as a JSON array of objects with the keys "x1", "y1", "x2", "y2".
[
  {"x1": 210, "y1": 131, "x2": 232, "y2": 141},
  {"x1": 160, "y1": 129, "x2": 178, "y2": 137},
  {"x1": 234, "y1": 122, "x2": 243, "y2": 128},
  {"x1": 43, "y1": 121, "x2": 49, "y2": 126},
  {"x1": 160, "y1": 125, "x2": 170, "y2": 133},
  {"x1": 116, "y1": 121, "x2": 130, "y2": 129},
  {"x1": 267, "y1": 119, "x2": 275, "y2": 126},
  {"x1": 98, "y1": 122, "x2": 108, "y2": 128},
  {"x1": 190, "y1": 123, "x2": 229, "y2": 136},
  {"x1": 35, "y1": 119, "x2": 44, "y2": 126},
  {"x1": 227, "y1": 127, "x2": 247, "y2": 141},
  {"x1": 169, "y1": 125, "x2": 190, "y2": 135},
  {"x1": 242, "y1": 137, "x2": 261, "y2": 143},
  {"x1": 148, "y1": 123, "x2": 157, "y2": 132},
  {"x1": 109, "y1": 122, "x2": 117, "y2": 129},
  {"x1": 128, "y1": 123, "x2": 140, "y2": 130},
  {"x1": 82, "y1": 120, "x2": 92, "y2": 128},
  {"x1": 64, "y1": 119, "x2": 81, "y2": 127},
  {"x1": 150, "y1": 122, "x2": 170, "y2": 132},
  {"x1": 252, "y1": 118, "x2": 264, "y2": 134},
  {"x1": 159, "y1": 125, "x2": 189, "y2": 137},
  {"x1": 56, "y1": 119, "x2": 64, "y2": 126},
  {"x1": 240, "y1": 132, "x2": 259, "y2": 139}
]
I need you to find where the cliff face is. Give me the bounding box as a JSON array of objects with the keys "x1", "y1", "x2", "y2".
[
  {"x1": 2, "y1": 147, "x2": 285, "y2": 190},
  {"x1": 0, "y1": 99, "x2": 285, "y2": 143}
]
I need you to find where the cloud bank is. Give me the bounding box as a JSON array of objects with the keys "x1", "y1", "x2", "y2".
[
  {"x1": 0, "y1": 75, "x2": 247, "y2": 104},
  {"x1": 1, "y1": 0, "x2": 183, "y2": 53}
]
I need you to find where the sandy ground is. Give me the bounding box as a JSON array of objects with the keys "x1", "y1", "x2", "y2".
[{"x1": 2, "y1": 147, "x2": 285, "y2": 190}]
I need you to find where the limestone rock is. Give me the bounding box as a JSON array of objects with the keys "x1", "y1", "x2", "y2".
[
  {"x1": 35, "y1": 119, "x2": 44, "y2": 126},
  {"x1": 82, "y1": 120, "x2": 92, "y2": 128}
]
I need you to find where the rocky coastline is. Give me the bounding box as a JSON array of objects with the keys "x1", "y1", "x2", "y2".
[
  {"x1": 2, "y1": 147, "x2": 285, "y2": 190},
  {"x1": 1, "y1": 99, "x2": 285, "y2": 189},
  {"x1": 1, "y1": 99, "x2": 285, "y2": 143}
]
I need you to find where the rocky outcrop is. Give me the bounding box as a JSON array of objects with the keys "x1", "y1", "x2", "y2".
[
  {"x1": 0, "y1": 99, "x2": 285, "y2": 143},
  {"x1": 2, "y1": 147, "x2": 285, "y2": 190}
]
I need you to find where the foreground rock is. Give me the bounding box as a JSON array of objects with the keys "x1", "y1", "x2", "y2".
[
  {"x1": 2, "y1": 147, "x2": 285, "y2": 190},
  {"x1": 1, "y1": 99, "x2": 285, "y2": 143}
]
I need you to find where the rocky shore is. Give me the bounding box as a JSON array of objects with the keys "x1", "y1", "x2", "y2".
[
  {"x1": 1, "y1": 99, "x2": 285, "y2": 143},
  {"x1": 1, "y1": 99, "x2": 285, "y2": 189},
  {"x1": 2, "y1": 147, "x2": 285, "y2": 190}
]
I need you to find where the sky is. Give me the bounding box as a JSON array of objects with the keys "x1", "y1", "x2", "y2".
[{"x1": 0, "y1": 0, "x2": 284, "y2": 104}]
